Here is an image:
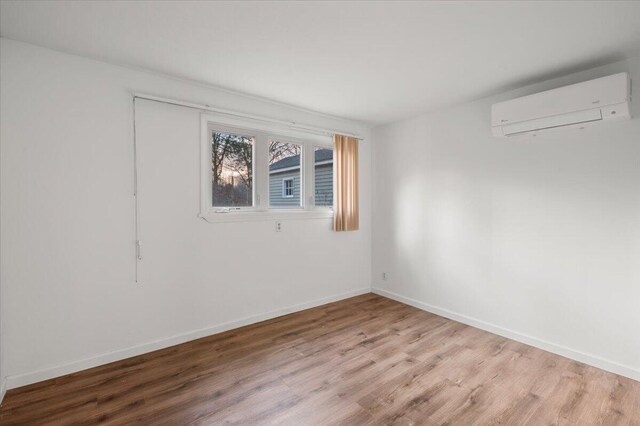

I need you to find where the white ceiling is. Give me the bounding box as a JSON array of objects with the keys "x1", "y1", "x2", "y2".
[{"x1": 2, "y1": 1, "x2": 640, "y2": 125}]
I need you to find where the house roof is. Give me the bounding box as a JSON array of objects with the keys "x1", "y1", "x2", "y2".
[{"x1": 269, "y1": 148, "x2": 332, "y2": 172}]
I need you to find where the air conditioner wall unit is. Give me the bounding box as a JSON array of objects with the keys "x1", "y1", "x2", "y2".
[{"x1": 491, "y1": 72, "x2": 631, "y2": 137}]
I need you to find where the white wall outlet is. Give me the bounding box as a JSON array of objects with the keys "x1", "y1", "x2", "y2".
[
  {"x1": 382, "y1": 272, "x2": 387, "y2": 280},
  {"x1": 275, "y1": 221, "x2": 282, "y2": 232}
]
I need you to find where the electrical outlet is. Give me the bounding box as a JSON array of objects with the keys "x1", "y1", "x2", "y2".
[
  {"x1": 382, "y1": 272, "x2": 387, "y2": 281},
  {"x1": 275, "y1": 221, "x2": 282, "y2": 232}
]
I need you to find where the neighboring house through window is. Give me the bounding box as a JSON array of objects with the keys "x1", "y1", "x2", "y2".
[
  {"x1": 314, "y1": 147, "x2": 333, "y2": 207},
  {"x1": 269, "y1": 147, "x2": 333, "y2": 208},
  {"x1": 269, "y1": 140, "x2": 302, "y2": 208}
]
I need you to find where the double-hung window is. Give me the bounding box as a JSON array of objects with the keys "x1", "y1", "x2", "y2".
[{"x1": 200, "y1": 114, "x2": 334, "y2": 222}]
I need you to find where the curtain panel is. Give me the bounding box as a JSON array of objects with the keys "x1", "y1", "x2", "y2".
[{"x1": 333, "y1": 134, "x2": 359, "y2": 231}]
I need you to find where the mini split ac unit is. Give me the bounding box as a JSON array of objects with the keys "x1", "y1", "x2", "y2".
[{"x1": 491, "y1": 72, "x2": 631, "y2": 137}]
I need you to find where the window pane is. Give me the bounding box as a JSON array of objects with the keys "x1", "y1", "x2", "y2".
[
  {"x1": 282, "y1": 178, "x2": 294, "y2": 197},
  {"x1": 211, "y1": 131, "x2": 253, "y2": 207},
  {"x1": 314, "y1": 147, "x2": 333, "y2": 207},
  {"x1": 269, "y1": 141, "x2": 302, "y2": 208}
]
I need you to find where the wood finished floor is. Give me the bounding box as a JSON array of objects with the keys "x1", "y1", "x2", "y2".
[{"x1": 1, "y1": 293, "x2": 638, "y2": 425}]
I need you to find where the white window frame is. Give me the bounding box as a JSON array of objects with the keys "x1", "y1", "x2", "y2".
[
  {"x1": 200, "y1": 113, "x2": 333, "y2": 223},
  {"x1": 282, "y1": 177, "x2": 295, "y2": 198}
]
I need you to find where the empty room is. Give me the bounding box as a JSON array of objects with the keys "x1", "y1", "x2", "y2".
[{"x1": 0, "y1": 0, "x2": 639, "y2": 424}]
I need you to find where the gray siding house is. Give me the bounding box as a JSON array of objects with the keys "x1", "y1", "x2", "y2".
[{"x1": 269, "y1": 148, "x2": 333, "y2": 207}]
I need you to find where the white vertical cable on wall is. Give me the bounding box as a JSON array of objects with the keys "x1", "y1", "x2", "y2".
[{"x1": 133, "y1": 97, "x2": 142, "y2": 283}]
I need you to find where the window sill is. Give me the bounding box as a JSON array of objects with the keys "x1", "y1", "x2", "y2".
[{"x1": 198, "y1": 209, "x2": 333, "y2": 223}]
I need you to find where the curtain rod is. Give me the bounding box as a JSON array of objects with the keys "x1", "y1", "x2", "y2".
[{"x1": 132, "y1": 93, "x2": 364, "y2": 141}]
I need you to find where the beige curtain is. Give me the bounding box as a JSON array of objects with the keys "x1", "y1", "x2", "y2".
[{"x1": 333, "y1": 134, "x2": 359, "y2": 232}]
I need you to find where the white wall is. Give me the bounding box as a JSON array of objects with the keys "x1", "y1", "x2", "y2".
[
  {"x1": 0, "y1": 256, "x2": 4, "y2": 402},
  {"x1": 0, "y1": 38, "x2": 372, "y2": 388},
  {"x1": 372, "y1": 57, "x2": 640, "y2": 380}
]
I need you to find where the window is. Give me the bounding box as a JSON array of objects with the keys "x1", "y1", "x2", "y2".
[
  {"x1": 211, "y1": 130, "x2": 254, "y2": 209},
  {"x1": 200, "y1": 114, "x2": 334, "y2": 222},
  {"x1": 314, "y1": 146, "x2": 333, "y2": 208},
  {"x1": 269, "y1": 140, "x2": 302, "y2": 208},
  {"x1": 282, "y1": 178, "x2": 294, "y2": 198}
]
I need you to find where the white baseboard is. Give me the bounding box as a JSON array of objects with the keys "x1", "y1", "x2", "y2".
[
  {"x1": 372, "y1": 287, "x2": 639, "y2": 382},
  {"x1": 0, "y1": 378, "x2": 6, "y2": 405},
  {"x1": 6, "y1": 288, "x2": 370, "y2": 390}
]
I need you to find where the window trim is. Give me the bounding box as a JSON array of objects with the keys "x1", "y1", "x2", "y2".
[
  {"x1": 282, "y1": 177, "x2": 295, "y2": 198},
  {"x1": 200, "y1": 113, "x2": 334, "y2": 223}
]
